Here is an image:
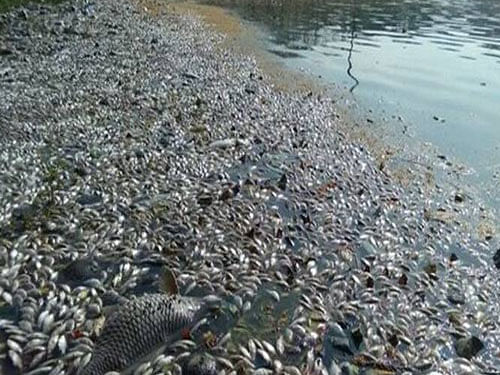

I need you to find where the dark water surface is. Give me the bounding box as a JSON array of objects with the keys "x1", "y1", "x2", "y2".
[{"x1": 198, "y1": 0, "x2": 500, "y2": 213}]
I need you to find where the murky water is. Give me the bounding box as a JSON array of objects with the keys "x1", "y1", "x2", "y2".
[{"x1": 197, "y1": 0, "x2": 500, "y2": 213}]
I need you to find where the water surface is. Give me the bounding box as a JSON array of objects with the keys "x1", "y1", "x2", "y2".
[{"x1": 197, "y1": 0, "x2": 500, "y2": 213}]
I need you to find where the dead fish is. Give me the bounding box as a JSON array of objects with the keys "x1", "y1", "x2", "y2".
[
  {"x1": 209, "y1": 138, "x2": 249, "y2": 149},
  {"x1": 79, "y1": 268, "x2": 211, "y2": 375}
]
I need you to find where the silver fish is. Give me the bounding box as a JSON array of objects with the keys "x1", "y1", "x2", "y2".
[{"x1": 79, "y1": 294, "x2": 202, "y2": 375}]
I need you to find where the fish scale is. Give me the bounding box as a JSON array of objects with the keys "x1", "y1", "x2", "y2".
[{"x1": 80, "y1": 294, "x2": 202, "y2": 375}]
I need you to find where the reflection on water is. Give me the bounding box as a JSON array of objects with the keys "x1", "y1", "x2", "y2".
[{"x1": 199, "y1": 0, "x2": 500, "y2": 212}]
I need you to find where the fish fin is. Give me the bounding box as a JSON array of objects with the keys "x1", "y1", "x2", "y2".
[{"x1": 160, "y1": 266, "x2": 179, "y2": 295}]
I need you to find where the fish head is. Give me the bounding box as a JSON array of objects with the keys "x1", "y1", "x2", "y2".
[{"x1": 177, "y1": 294, "x2": 224, "y2": 326}]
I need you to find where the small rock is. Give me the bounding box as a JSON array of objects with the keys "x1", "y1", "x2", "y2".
[
  {"x1": 455, "y1": 336, "x2": 484, "y2": 359},
  {"x1": 454, "y1": 193, "x2": 464, "y2": 203}
]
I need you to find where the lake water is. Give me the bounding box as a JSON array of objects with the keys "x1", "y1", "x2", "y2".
[{"x1": 197, "y1": 0, "x2": 500, "y2": 214}]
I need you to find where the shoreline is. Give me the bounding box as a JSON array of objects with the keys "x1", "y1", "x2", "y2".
[
  {"x1": 1, "y1": 0, "x2": 499, "y2": 374},
  {"x1": 162, "y1": 0, "x2": 499, "y2": 238}
]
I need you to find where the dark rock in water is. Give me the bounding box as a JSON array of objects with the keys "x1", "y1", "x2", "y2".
[
  {"x1": 449, "y1": 253, "x2": 458, "y2": 262},
  {"x1": 267, "y1": 49, "x2": 303, "y2": 58},
  {"x1": 454, "y1": 193, "x2": 464, "y2": 203},
  {"x1": 455, "y1": 336, "x2": 484, "y2": 359},
  {"x1": 493, "y1": 249, "x2": 500, "y2": 269}
]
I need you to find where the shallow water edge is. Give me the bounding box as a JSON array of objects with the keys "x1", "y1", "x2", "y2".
[{"x1": 162, "y1": 0, "x2": 498, "y2": 238}]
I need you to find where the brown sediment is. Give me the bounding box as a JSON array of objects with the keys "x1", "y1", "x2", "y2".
[{"x1": 168, "y1": 2, "x2": 242, "y2": 36}]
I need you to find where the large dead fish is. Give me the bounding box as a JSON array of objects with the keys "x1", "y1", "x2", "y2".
[{"x1": 79, "y1": 268, "x2": 212, "y2": 375}]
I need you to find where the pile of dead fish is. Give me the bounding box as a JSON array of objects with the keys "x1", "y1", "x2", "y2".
[{"x1": 0, "y1": 0, "x2": 499, "y2": 374}]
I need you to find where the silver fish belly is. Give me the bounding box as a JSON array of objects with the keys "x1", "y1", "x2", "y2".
[{"x1": 80, "y1": 294, "x2": 202, "y2": 375}]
